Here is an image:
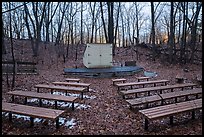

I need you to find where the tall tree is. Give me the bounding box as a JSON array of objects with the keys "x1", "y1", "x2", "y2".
[
  {"x1": 169, "y1": 2, "x2": 174, "y2": 63},
  {"x1": 9, "y1": 2, "x2": 16, "y2": 88},
  {"x1": 151, "y1": 2, "x2": 156, "y2": 61}
]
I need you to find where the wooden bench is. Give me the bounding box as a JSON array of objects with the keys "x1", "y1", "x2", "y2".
[
  {"x1": 34, "y1": 84, "x2": 86, "y2": 99},
  {"x1": 139, "y1": 98, "x2": 202, "y2": 130},
  {"x1": 120, "y1": 83, "x2": 197, "y2": 99},
  {"x1": 136, "y1": 76, "x2": 150, "y2": 82},
  {"x1": 175, "y1": 75, "x2": 185, "y2": 84},
  {"x1": 65, "y1": 78, "x2": 80, "y2": 83},
  {"x1": 112, "y1": 78, "x2": 126, "y2": 86},
  {"x1": 7, "y1": 90, "x2": 78, "y2": 110},
  {"x1": 115, "y1": 79, "x2": 169, "y2": 91},
  {"x1": 126, "y1": 88, "x2": 202, "y2": 109},
  {"x1": 2, "y1": 102, "x2": 65, "y2": 129},
  {"x1": 52, "y1": 81, "x2": 91, "y2": 92}
]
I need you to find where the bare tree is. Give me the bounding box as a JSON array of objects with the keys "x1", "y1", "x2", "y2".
[{"x1": 151, "y1": 2, "x2": 156, "y2": 61}]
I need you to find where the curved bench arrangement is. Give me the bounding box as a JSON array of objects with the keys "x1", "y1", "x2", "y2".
[
  {"x1": 126, "y1": 88, "x2": 202, "y2": 109},
  {"x1": 2, "y1": 78, "x2": 94, "y2": 129},
  {"x1": 115, "y1": 79, "x2": 169, "y2": 91},
  {"x1": 119, "y1": 83, "x2": 196, "y2": 99}
]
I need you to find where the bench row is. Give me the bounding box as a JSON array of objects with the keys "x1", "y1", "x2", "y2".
[
  {"x1": 139, "y1": 98, "x2": 202, "y2": 130},
  {"x1": 119, "y1": 83, "x2": 196, "y2": 99},
  {"x1": 126, "y1": 88, "x2": 202, "y2": 110}
]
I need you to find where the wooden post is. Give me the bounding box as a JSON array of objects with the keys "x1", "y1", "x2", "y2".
[
  {"x1": 56, "y1": 118, "x2": 60, "y2": 129},
  {"x1": 24, "y1": 97, "x2": 27, "y2": 105},
  {"x1": 144, "y1": 118, "x2": 149, "y2": 130},
  {"x1": 72, "y1": 102, "x2": 75, "y2": 110},
  {"x1": 30, "y1": 117, "x2": 34, "y2": 127},
  {"x1": 170, "y1": 116, "x2": 173, "y2": 125},
  {"x1": 192, "y1": 111, "x2": 195, "y2": 119},
  {"x1": 55, "y1": 101, "x2": 58, "y2": 109},
  {"x1": 9, "y1": 113, "x2": 12, "y2": 122}
]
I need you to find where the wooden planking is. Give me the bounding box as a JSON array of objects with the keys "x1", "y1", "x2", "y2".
[
  {"x1": 136, "y1": 77, "x2": 150, "y2": 82},
  {"x1": 34, "y1": 84, "x2": 86, "y2": 92},
  {"x1": 2, "y1": 102, "x2": 65, "y2": 120},
  {"x1": 139, "y1": 99, "x2": 202, "y2": 120},
  {"x1": 65, "y1": 78, "x2": 80, "y2": 83},
  {"x1": 52, "y1": 82, "x2": 91, "y2": 88},
  {"x1": 115, "y1": 79, "x2": 169, "y2": 87},
  {"x1": 7, "y1": 90, "x2": 78, "y2": 102},
  {"x1": 126, "y1": 95, "x2": 161, "y2": 106},
  {"x1": 112, "y1": 78, "x2": 126, "y2": 85},
  {"x1": 160, "y1": 88, "x2": 202, "y2": 99},
  {"x1": 120, "y1": 83, "x2": 197, "y2": 96},
  {"x1": 126, "y1": 88, "x2": 202, "y2": 107}
]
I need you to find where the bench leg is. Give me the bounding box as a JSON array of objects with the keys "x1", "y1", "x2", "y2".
[
  {"x1": 39, "y1": 99, "x2": 42, "y2": 107},
  {"x1": 72, "y1": 102, "x2": 75, "y2": 110},
  {"x1": 145, "y1": 103, "x2": 148, "y2": 109},
  {"x1": 160, "y1": 90, "x2": 162, "y2": 94},
  {"x1": 196, "y1": 94, "x2": 198, "y2": 99},
  {"x1": 37, "y1": 88, "x2": 39, "y2": 93},
  {"x1": 144, "y1": 118, "x2": 149, "y2": 130},
  {"x1": 66, "y1": 91, "x2": 68, "y2": 96},
  {"x1": 55, "y1": 101, "x2": 58, "y2": 109},
  {"x1": 11, "y1": 95, "x2": 14, "y2": 102},
  {"x1": 169, "y1": 116, "x2": 173, "y2": 125},
  {"x1": 181, "y1": 87, "x2": 184, "y2": 91},
  {"x1": 24, "y1": 97, "x2": 27, "y2": 105},
  {"x1": 171, "y1": 88, "x2": 173, "y2": 92},
  {"x1": 9, "y1": 113, "x2": 12, "y2": 122},
  {"x1": 30, "y1": 117, "x2": 34, "y2": 127},
  {"x1": 81, "y1": 92, "x2": 83, "y2": 100},
  {"x1": 161, "y1": 100, "x2": 164, "y2": 105},
  {"x1": 175, "y1": 97, "x2": 177, "y2": 103},
  {"x1": 135, "y1": 93, "x2": 137, "y2": 98},
  {"x1": 185, "y1": 95, "x2": 189, "y2": 101},
  {"x1": 148, "y1": 91, "x2": 150, "y2": 96},
  {"x1": 154, "y1": 83, "x2": 156, "y2": 87},
  {"x1": 143, "y1": 85, "x2": 144, "y2": 88},
  {"x1": 192, "y1": 111, "x2": 195, "y2": 119},
  {"x1": 56, "y1": 118, "x2": 60, "y2": 129},
  {"x1": 191, "y1": 86, "x2": 193, "y2": 89},
  {"x1": 51, "y1": 89, "x2": 53, "y2": 94},
  {"x1": 122, "y1": 95, "x2": 125, "y2": 99}
]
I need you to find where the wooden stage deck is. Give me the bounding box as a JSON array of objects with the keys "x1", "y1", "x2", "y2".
[{"x1": 63, "y1": 66, "x2": 144, "y2": 78}]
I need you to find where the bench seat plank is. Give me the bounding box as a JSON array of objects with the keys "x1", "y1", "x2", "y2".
[
  {"x1": 139, "y1": 99, "x2": 202, "y2": 130},
  {"x1": 7, "y1": 90, "x2": 78, "y2": 110},
  {"x1": 112, "y1": 78, "x2": 126, "y2": 85},
  {"x1": 2, "y1": 102, "x2": 64, "y2": 120},
  {"x1": 65, "y1": 78, "x2": 80, "y2": 83},
  {"x1": 126, "y1": 88, "x2": 202, "y2": 108},
  {"x1": 120, "y1": 83, "x2": 197, "y2": 99},
  {"x1": 116, "y1": 79, "x2": 169, "y2": 91},
  {"x1": 136, "y1": 77, "x2": 150, "y2": 82},
  {"x1": 52, "y1": 82, "x2": 91, "y2": 91},
  {"x1": 160, "y1": 88, "x2": 202, "y2": 99},
  {"x1": 34, "y1": 84, "x2": 86, "y2": 99},
  {"x1": 139, "y1": 99, "x2": 202, "y2": 120}
]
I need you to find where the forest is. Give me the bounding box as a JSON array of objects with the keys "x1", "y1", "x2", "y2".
[{"x1": 2, "y1": 2, "x2": 202, "y2": 135}]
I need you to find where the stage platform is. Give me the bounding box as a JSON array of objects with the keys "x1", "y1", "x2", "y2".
[{"x1": 63, "y1": 66, "x2": 144, "y2": 78}]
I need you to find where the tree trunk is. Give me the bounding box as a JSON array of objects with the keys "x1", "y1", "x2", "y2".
[
  {"x1": 151, "y1": 2, "x2": 156, "y2": 61},
  {"x1": 169, "y1": 2, "x2": 174, "y2": 63}
]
